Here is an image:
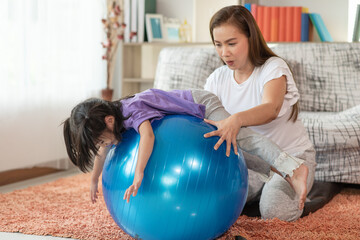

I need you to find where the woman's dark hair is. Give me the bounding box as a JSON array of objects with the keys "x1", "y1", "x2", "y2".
[
  {"x1": 63, "y1": 98, "x2": 127, "y2": 172},
  {"x1": 209, "y1": 5, "x2": 298, "y2": 121}
]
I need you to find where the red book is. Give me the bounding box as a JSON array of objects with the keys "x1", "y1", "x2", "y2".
[
  {"x1": 278, "y1": 7, "x2": 286, "y2": 41},
  {"x1": 285, "y1": 7, "x2": 295, "y2": 42},
  {"x1": 257, "y1": 6, "x2": 265, "y2": 37},
  {"x1": 263, "y1": 6, "x2": 271, "y2": 41},
  {"x1": 251, "y1": 4, "x2": 258, "y2": 21},
  {"x1": 293, "y1": 6, "x2": 302, "y2": 41},
  {"x1": 270, "y1": 6, "x2": 279, "y2": 42}
]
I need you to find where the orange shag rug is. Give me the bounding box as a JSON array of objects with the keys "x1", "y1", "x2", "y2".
[{"x1": 1, "y1": 173, "x2": 359, "y2": 240}]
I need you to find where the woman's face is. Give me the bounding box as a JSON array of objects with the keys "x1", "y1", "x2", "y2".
[{"x1": 213, "y1": 23, "x2": 252, "y2": 71}]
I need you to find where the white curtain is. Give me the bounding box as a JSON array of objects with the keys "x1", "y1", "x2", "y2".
[{"x1": 0, "y1": 0, "x2": 108, "y2": 171}]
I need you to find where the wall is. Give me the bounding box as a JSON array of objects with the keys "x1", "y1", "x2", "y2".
[
  {"x1": 193, "y1": 0, "x2": 240, "y2": 42},
  {"x1": 157, "y1": 0, "x2": 193, "y2": 26},
  {"x1": 0, "y1": 0, "x2": 108, "y2": 173},
  {"x1": 0, "y1": 105, "x2": 72, "y2": 172}
]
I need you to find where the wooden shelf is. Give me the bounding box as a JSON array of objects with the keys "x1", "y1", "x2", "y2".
[
  {"x1": 123, "y1": 77, "x2": 154, "y2": 83},
  {"x1": 121, "y1": 42, "x2": 213, "y2": 97}
]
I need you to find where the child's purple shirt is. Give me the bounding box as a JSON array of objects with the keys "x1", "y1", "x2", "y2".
[{"x1": 121, "y1": 89, "x2": 205, "y2": 132}]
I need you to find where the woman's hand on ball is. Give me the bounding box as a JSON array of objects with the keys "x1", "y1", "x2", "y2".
[
  {"x1": 124, "y1": 172, "x2": 144, "y2": 203},
  {"x1": 203, "y1": 115, "x2": 241, "y2": 157}
]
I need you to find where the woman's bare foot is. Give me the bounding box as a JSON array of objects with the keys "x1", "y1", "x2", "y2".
[{"x1": 285, "y1": 164, "x2": 309, "y2": 210}]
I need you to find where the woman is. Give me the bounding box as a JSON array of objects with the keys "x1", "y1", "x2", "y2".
[{"x1": 204, "y1": 5, "x2": 316, "y2": 221}]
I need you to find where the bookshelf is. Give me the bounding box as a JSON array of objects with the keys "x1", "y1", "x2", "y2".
[{"x1": 120, "y1": 42, "x2": 212, "y2": 97}]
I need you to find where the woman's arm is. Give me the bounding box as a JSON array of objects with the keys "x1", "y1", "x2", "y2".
[
  {"x1": 90, "y1": 146, "x2": 111, "y2": 203},
  {"x1": 204, "y1": 76, "x2": 287, "y2": 156},
  {"x1": 233, "y1": 75, "x2": 287, "y2": 126},
  {"x1": 123, "y1": 120, "x2": 155, "y2": 203}
]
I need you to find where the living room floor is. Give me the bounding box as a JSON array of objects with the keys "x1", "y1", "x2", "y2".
[{"x1": 0, "y1": 169, "x2": 80, "y2": 240}]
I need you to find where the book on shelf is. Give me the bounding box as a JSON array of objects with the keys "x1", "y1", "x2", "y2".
[
  {"x1": 353, "y1": 4, "x2": 360, "y2": 42},
  {"x1": 309, "y1": 13, "x2": 333, "y2": 42},
  {"x1": 270, "y1": 6, "x2": 279, "y2": 42},
  {"x1": 293, "y1": 6, "x2": 302, "y2": 42},
  {"x1": 301, "y1": 7, "x2": 309, "y2": 42},
  {"x1": 137, "y1": 0, "x2": 145, "y2": 43},
  {"x1": 301, "y1": 13, "x2": 309, "y2": 42},
  {"x1": 251, "y1": 4, "x2": 258, "y2": 22},
  {"x1": 285, "y1": 7, "x2": 294, "y2": 42},
  {"x1": 130, "y1": 0, "x2": 138, "y2": 43},
  {"x1": 257, "y1": 5, "x2": 265, "y2": 37},
  {"x1": 138, "y1": 0, "x2": 156, "y2": 43},
  {"x1": 244, "y1": 3, "x2": 251, "y2": 12},
  {"x1": 278, "y1": 7, "x2": 286, "y2": 41},
  {"x1": 263, "y1": 6, "x2": 271, "y2": 41},
  {"x1": 124, "y1": 0, "x2": 131, "y2": 42},
  {"x1": 301, "y1": 13, "x2": 310, "y2": 42}
]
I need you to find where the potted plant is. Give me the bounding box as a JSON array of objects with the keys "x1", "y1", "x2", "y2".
[{"x1": 101, "y1": 0, "x2": 126, "y2": 101}]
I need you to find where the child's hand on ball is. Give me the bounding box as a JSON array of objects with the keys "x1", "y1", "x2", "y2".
[{"x1": 123, "y1": 171, "x2": 144, "y2": 203}]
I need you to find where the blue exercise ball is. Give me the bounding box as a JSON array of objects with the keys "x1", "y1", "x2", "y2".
[{"x1": 102, "y1": 115, "x2": 248, "y2": 240}]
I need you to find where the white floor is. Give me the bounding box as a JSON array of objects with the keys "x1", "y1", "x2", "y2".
[{"x1": 0, "y1": 168, "x2": 81, "y2": 240}]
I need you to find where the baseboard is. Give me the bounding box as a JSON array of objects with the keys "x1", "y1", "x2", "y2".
[
  {"x1": 0, "y1": 159, "x2": 75, "y2": 186},
  {"x1": 36, "y1": 158, "x2": 73, "y2": 170}
]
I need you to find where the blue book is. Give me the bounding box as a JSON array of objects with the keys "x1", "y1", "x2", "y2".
[
  {"x1": 244, "y1": 3, "x2": 251, "y2": 12},
  {"x1": 309, "y1": 13, "x2": 333, "y2": 42},
  {"x1": 301, "y1": 13, "x2": 309, "y2": 42}
]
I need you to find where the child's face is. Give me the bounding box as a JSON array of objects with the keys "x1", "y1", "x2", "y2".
[{"x1": 96, "y1": 128, "x2": 118, "y2": 148}]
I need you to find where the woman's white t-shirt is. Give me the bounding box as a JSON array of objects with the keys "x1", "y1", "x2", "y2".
[{"x1": 204, "y1": 57, "x2": 312, "y2": 154}]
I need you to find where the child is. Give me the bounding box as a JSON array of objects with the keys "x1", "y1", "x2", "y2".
[{"x1": 63, "y1": 88, "x2": 308, "y2": 209}]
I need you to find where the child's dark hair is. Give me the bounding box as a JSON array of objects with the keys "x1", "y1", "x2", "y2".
[{"x1": 63, "y1": 98, "x2": 127, "y2": 172}]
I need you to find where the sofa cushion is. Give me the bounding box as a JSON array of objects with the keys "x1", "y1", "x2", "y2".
[
  {"x1": 300, "y1": 105, "x2": 360, "y2": 183},
  {"x1": 154, "y1": 47, "x2": 223, "y2": 90},
  {"x1": 271, "y1": 43, "x2": 360, "y2": 112}
]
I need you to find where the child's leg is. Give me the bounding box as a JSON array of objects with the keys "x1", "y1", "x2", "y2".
[
  {"x1": 191, "y1": 89, "x2": 304, "y2": 178},
  {"x1": 259, "y1": 148, "x2": 316, "y2": 221}
]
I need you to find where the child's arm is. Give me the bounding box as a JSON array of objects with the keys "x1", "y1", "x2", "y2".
[
  {"x1": 90, "y1": 146, "x2": 111, "y2": 203},
  {"x1": 123, "y1": 120, "x2": 154, "y2": 203}
]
